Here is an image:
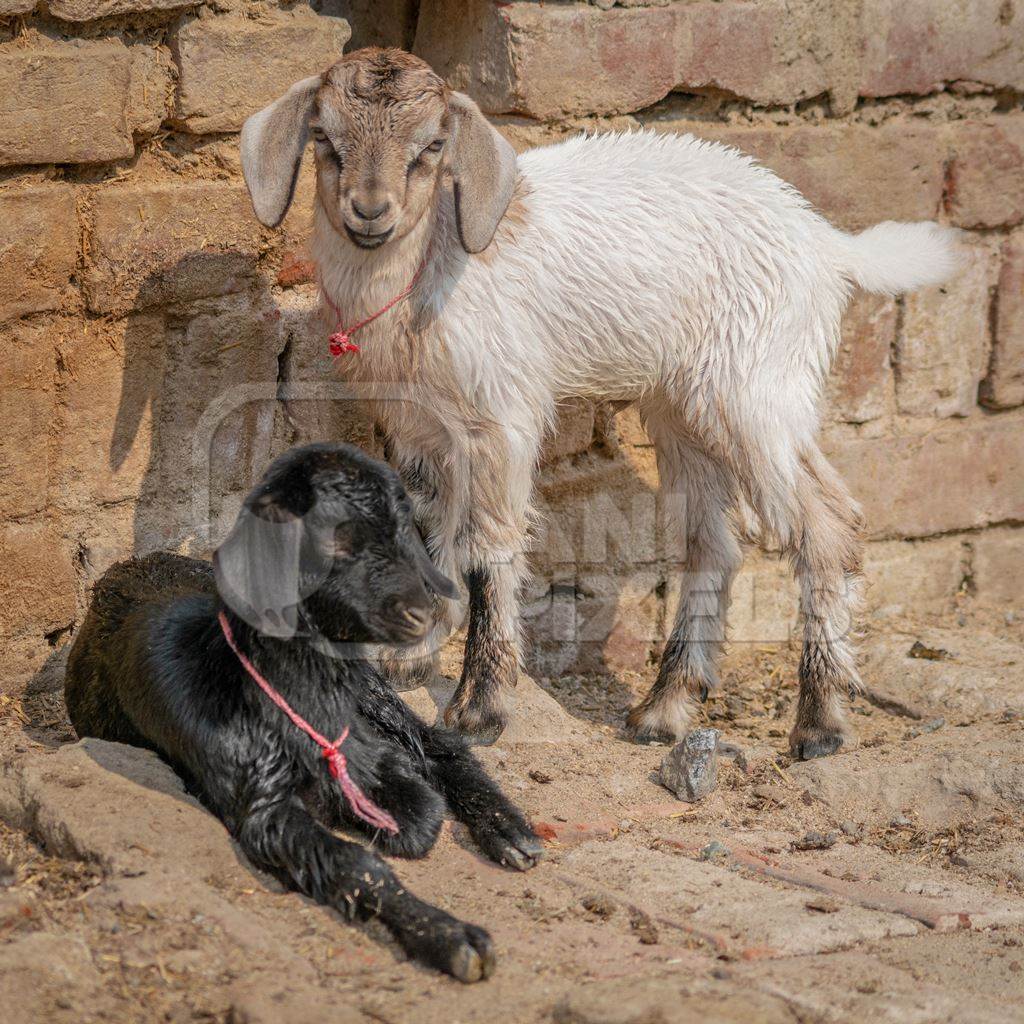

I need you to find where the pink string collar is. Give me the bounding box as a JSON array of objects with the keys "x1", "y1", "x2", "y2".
[
  {"x1": 323, "y1": 258, "x2": 427, "y2": 358},
  {"x1": 218, "y1": 610, "x2": 399, "y2": 835}
]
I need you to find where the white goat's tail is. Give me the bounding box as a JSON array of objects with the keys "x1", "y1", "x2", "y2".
[{"x1": 835, "y1": 221, "x2": 964, "y2": 295}]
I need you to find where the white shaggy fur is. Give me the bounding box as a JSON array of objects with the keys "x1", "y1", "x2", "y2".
[{"x1": 309, "y1": 128, "x2": 962, "y2": 748}]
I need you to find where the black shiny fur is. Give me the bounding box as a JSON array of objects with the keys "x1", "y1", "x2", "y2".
[{"x1": 65, "y1": 443, "x2": 543, "y2": 983}]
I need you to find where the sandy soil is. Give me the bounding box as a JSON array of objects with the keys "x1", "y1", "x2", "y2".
[{"x1": 2, "y1": 611, "x2": 1023, "y2": 1024}]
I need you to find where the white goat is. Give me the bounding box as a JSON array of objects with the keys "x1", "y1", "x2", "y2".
[{"x1": 241, "y1": 48, "x2": 961, "y2": 756}]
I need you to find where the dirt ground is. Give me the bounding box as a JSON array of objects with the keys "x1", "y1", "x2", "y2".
[{"x1": 2, "y1": 609, "x2": 1023, "y2": 1024}]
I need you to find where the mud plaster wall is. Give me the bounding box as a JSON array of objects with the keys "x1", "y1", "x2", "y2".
[{"x1": 0, "y1": 0, "x2": 1022, "y2": 695}]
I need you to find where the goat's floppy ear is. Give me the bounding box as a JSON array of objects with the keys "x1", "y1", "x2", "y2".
[
  {"x1": 240, "y1": 75, "x2": 321, "y2": 228},
  {"x1": 213, "y1": 503, "x2": 306, "y2": 638},
  {"x1": 447, "y1": 91, "x2": 518, "y2": 254},
  {"x1": 405, "y1": 524, "x2": 460, "y2": 600}
]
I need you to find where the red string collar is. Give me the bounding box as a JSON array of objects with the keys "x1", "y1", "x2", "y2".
[
  {"x1": 218, "y1": 610, "x2": 399, "y2": 835},
  {"x1": 323, "y1": 258, "x2": 427, "y2": 358}
]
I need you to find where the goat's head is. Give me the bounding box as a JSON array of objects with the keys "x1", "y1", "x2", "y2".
[
  {"x1": 214, "y1": 442, "x2": 459, "y2": 644},
  {"x1": 240, "y1": 48, "x2": 518, "y2": 254}
]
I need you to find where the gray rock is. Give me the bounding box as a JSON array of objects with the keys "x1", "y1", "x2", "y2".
[
  {"x1": 700, "y1": 840, "x2": 730, "y2": 861},
  {"x1": 659, "y1": 728, "x2": 720, "y2": 802}
]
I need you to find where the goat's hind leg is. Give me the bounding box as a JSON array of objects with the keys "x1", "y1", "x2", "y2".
[
  {"x1": 237, "y1": 795, "x2": 495, "y2": 982},
  {"x1": 787, "y1": 448, "x2": 864, "y2": 760},
  {"x1": 628, "y1": 439, "x2": 741, "y2": 742},
  {"x1": 444, "y1": 435, "x2": 534, "y2": 745}
]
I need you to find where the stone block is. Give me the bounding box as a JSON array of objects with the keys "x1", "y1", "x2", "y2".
[
  {"x1": 971, "y1": 527, "x2": 1024, "y2": 608},
  {"x1": 982, "y1": 232, "x2": 1024, "y2": 409},
  {"x1": 171, "y1": 8, "x2": 351, "y2": 133},
  {"x1": 0, "y1": 39, "x2": 135, "y2": 166},
  {"x1": 83, "y1": 181, "x2": 263, "y2": 314},
  {"x1": 50, "y1": 314, "x2": 165, "y2": 514},
  {"x1": 415, "y1": 0, "x2": 856, "y2": 119},
  {"x1": 540, "y1": 399, "x2": 595, "y2": 465},
  {"x1": 662, "y1": 120, "x2": 944, "y2": 231},
  {"x1": 897, "y1": 235, "x2": 1000, "y2": 418},
  {"x1": 827, "y1": 420, "x2": 1024, "y2": 539},
  {"x1": 48, "y1": 0, "x2": 193, "y2": 19},
  {"x1": 0, "y1": 521, "x2": 77, "y2": 643},
  {"x1": 827, "y1": 292, "x2": 896, "y2": 424},
  {"x1": 863, "y1": 536, "x2": 966, "y2": 619},
  {"x1": 860, "y1": 0, "x2": 1024, "y2": 97},
  {"x1": 127, "y1": 44, "x2": 174, "y2": 137},
  {"x1": 945, "y1": 117, "x2": 1024, "y2": 230},
  {"x1": 0, "y1": 187, "x2": 78, "y2": 323},
  {"x1": 0, "y1": 319, "x2": 55, "y2": 520}
]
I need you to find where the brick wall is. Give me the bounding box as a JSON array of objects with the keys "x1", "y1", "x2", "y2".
[{"x1": 1, "y1": 0, "x2": 1021, "y2": 694}]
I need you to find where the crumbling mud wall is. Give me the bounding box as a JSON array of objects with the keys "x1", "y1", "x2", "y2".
[{"x1": 1, "y1": 0, "x2": 1021, "y2": 693}]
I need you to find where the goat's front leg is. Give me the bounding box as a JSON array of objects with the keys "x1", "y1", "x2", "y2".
[
  {"x1": 236, "y1": 795, "x2": 495, "y2": 982},
  {"x1": 422, "y1": 726, "x2": 544, "y2": 871},
  {"x1": 380, "y1": 445, "x2": 463, "y2": 690},
  {"x1": 444, "y1": 437, "x2": 535, "y2": 744}
]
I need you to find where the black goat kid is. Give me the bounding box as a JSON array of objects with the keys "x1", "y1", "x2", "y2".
[{"x1": 65, "y1": 443, "x2": 543, "y2": 983}]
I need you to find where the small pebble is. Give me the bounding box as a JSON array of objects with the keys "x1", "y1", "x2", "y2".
[
  {"x1": 840, "y1": 820, "x2": 861, "y2": 837},
  {"x1": 659, "y1": 728, "x2": 720, "y2": 802},
  {"x1": 581, "y1": 893, "x2": 616, "y2": 919},
  {"x1": 891, "y1": 814, "x2": 912, "y2": 828},
  {"x1": 792, "y1": 830, "x2": 837, "y2": 851},
  {"x1": 528, "y1": 769, "x2": 554, "y2": 784},
  {"x1": 806, "y1": 897, "x2": 840, "y2": 914},
  {"x1": 700, "y1": 840, "x2": 730, "y2": 861}
]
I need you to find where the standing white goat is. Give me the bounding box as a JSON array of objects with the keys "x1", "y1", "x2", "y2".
[{"x1": 241, "y1": 48, "x2": 961, "y2": 757}]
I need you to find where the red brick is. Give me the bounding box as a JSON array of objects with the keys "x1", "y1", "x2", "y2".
[
  {"x1": 0, "y1": 521, "x2": 77, "y2": 643},
  {"x1": 83, "y1": 181, "x2": 263, "y2": 314},
  {"x1": 0, "y1": 320, "x2": 55, "y2": 520},
  {"x1": 277, "y1": 248, "x2": 316, "y2": 289},
  {"x1": 827, "y1": 420, "x2": 1024, "y2": 540},
  {"x1": 982, "y1": 233, "x2": 1024, "y2": 409},
  {"x1": 860, "y1": 0, "x2": 1024, "y2": 97},
  {"x1": 648, "y1": 119, "x2": 945, "y2": 230},
  {"x1": 0, "y1": 187, "x2": 79, "y2": 324},
  {"x1": 0, "y1": 39, "x2": 135, "y2": 166},
  {"x1": 945, "y1": 117, "x2": 1024, "y2": 230},
  {"x1": 827, "y1": 293, "x2": 896, "y2": 424},
  {"x1": 171, "y1": 9, "x2": 351, "y2": 134},
  {"x1": 897, "y1": 236, "x2": 1000, "y2": 418}
]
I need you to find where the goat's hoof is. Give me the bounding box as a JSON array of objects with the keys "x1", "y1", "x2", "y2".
[
  {"x1": 624, "y1": 706, "x2": 683, "y2": 745},
  {"x1": 789, "y1": 726, "x2": 854, "y2": 761},
  {"x1": 443, "y1": 703, "x2": 506, "y2": 746},
  {"x1": 476, "y1": 821, "x2": 545, "y2": 872},
  {"x1": 448, "y1": 925, "x2": 496, "y2": 983}
]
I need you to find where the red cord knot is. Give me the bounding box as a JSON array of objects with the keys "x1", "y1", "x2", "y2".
[
  {"x1": 217, "y1": 612, "x2": 399, "y2": 835},
  {"x1": 328, "y1": 331, "x2": 360, "y2": 358},
  {"x1": 322, "y1": 255, "x2": 428, "y2": 361}
]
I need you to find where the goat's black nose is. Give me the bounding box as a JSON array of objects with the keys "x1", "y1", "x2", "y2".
[
  {"x1": 351, "y1": 198, "x2": 391, "y2": 222},
  {"x1": 396, "y1": 602, "x2": 431, "y2": 637}
]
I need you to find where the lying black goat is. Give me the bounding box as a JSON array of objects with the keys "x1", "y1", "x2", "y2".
[{"x1": 65, "y1": 442, "x2": 543, "y2": 982}]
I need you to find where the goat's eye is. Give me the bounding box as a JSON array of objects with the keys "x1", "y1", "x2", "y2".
[
  {"x1": 426, "y1": 138, "x2": 445, "y2": 153},
  {"x1": 331, "y1": 523, "x2": 357, "y2": 558},
  {"x1": 310, "y1": 127, "x2": 328, "y2": 143}
]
